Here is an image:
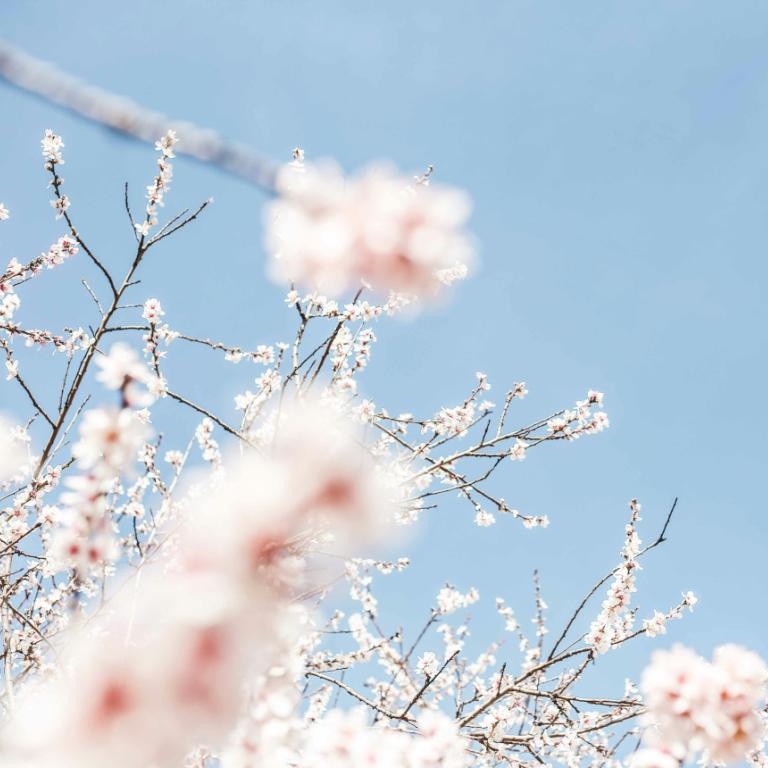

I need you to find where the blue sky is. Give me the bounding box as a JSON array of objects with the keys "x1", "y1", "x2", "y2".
[{"x1": 2, "y1": 1, "x2": 768, "y2": 694}]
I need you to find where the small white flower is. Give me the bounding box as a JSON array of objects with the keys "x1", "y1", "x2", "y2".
[
  {"x1": 41, "y1": 129, "x2": 65, "y2": 164},
  {"x1": 474, "y1": 508, "x2": 496, "y2": 527},
  {"x1": 142, "y1": 298, "x2": 165, "y2": 323},
  {"x1": 508, "y1": 439, "x2": 527, "y2": 461},
  {"x1": 50, "y1": 195, "x2": 70, "y2": 219},
  {"x1": 415, "y1": 651, "x2": 440, "y2": 678},
  {"x1": 642, "y1": 610, "x2": 668, "y2": 638}
]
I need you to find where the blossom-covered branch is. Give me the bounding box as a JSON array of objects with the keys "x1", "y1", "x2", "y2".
[{"x1": 0, "y1": 131, "x2": 764, "y2": 768}]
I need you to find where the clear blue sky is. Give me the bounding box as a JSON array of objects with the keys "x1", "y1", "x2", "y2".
[{"x1": 2, "y1": 1, "x2": 767, "y2": 694}]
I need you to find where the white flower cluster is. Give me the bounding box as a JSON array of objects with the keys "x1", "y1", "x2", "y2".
[
  {"x1": 1, "y1": 236, "x2": 80, "y2": 307},
  {"x1": 135, "y1": 130, "x2": 179, "y2": 236},
  {"x1": 47, "y1": 345, "x2": 157, "y2": 573},
  {"x1": 547, "y1": 390, "x2": 609, "y2": 439},
  {"x1": 585, "y1": 499, "x2": 642, "y2": 654},
  {"x1": 142, "y1": 297, "x2": 165, "y2": 323},
  {"x1": 266, "y1": 159, "x2": 473, "y2": 298},
  {"x1": 641, "y1": 644, "x2": 768, "y2": 764},
  {"x1": 41, "y1": 129, "x2": 64, "y2": 166},
  {"x1": 141, "y1": 298, "x2": 179, "y2": 361},
  {"x1": 42, "y1": 235, "x2": 80, "y2": 268},
  {"x1": 329, "y1": 325, "x2": 376, "y2": 395},
  {"x1": 431, "y1": 401, "x2": 477, "y2": 438},
  {"x1": 429, "y1": 372, "x2": 492, "y2": 438},
  {"x1": 0, "y1": 283, "x2": 20, "y2": 323},
  {"x1": 436, "y1": 585, "x2": 480, "y2": 616},
  {"x1": 195, "y1": 416, "x2": 222, "y2": 467}
]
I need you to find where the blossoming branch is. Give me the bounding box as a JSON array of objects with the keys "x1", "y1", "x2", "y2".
[{"x1": 0, "y1": 131, "x2": 764, "y2": 768}]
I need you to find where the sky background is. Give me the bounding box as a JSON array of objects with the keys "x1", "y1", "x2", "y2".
[{"x1": 1, "y1": 1, "x2": 767, "y2": 698}]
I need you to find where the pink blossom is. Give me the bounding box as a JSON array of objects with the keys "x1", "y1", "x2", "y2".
[
  {"x1": 142, "y1": 298, "x2": 165, "y2": 323},
  {"x1": 7, "y1": 572, "x2": 277, "y2": 768},
  {"x1": 183, "y1": 401, "x2": 398, "y2": 583},
  {"x1": 641, "y1": 644, "x2": 767, "y2": 763},
  {"x1": 72, "y1": 407, "x2": 150, "y2": 476},
  {"x1": 265, "y1": 160, "x2": 473, "y2": 298}
]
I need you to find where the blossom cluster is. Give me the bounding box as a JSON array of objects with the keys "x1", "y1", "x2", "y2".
[
  {"x1": 0, "y1": 235, "x2": 79, "y2": 336},
  {"x1": 265, "y1": 156, "x2": 473, "y2": 298},
  {"x1": 135, "y1": 130, "x2": 179, "y2": 236},
  {"x1": 640, "y1": 644, "x2": 768, "y2": 764},
  {"x1": 546, "y1": 389, "x2": 609, "y2": 439},
  {"x1": 1, "y1": 235, "x2": 79, "y2": 292},
  {"x1": 585, "y1": 501, "x2": 698, "y2": 655},
  {"x1": 41, "y1": 129, "x2": 64, "y2": 166},
  {"x1": 585, "y1": 499, "x2": 643, "y2": 653},
  {"x1": 46, "y1": 345, "x2": 157, "y2": 574}
]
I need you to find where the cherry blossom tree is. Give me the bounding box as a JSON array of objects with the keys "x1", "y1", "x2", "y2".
[{"x1": 0, "y1": 124, "x2": 764, "y2": 768}]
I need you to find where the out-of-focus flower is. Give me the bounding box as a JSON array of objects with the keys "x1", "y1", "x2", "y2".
[
  {"x1": 8, "y1": 396, "x2": 403, "y2": 768},
  {"x1": 6, "y1": 571, "x2": 280, "y2": 768},
  {"x1": 0, "y1": 414, "x2": 25, "y2": 483},
  {"x1": 183, "y1": 399, "x2": 399, "y2": 583},
  {"x1": 48, "y1": 398, "x2": 152, "y2": 576},
  {"x1": 265, "y1": 160, "x2": 473, "y2": 299},
  {"x1": 72, "y1": 407, "x2": 150, "y2": 476},
  {"x1": 95, "y1": 343, "x2": 160, "y2": 407},
  {"x1": 641, "y1": 643, "x2": 767, "y2": 763}
]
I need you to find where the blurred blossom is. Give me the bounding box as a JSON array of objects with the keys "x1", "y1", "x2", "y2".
[
  {"x1": 265, "y1": 160, "x2": 474, "y2": 298},
  {"x1": 0, "y1": 414, "x2": 25, "y2": 483},
  {"x1": 641, "y1": 643, "x2": 767, "y2": 763}
]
